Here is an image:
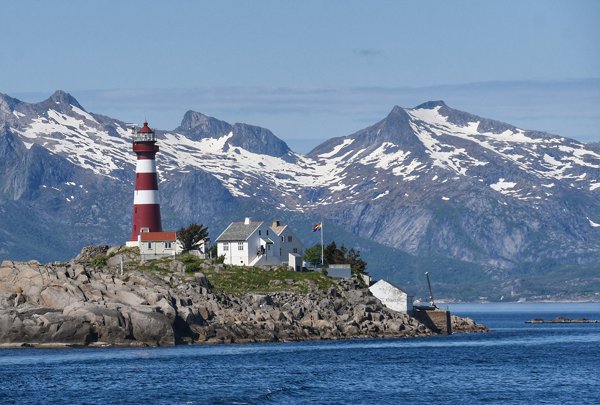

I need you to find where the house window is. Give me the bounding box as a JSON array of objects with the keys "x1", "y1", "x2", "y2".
[
  {"x1": 281, "y1": 236, "x2": 284, "y2": 242},
  {"x1": 238, "y1": 242, "x2": 244, "y2": 251},
  {"x1": 267, "y1": 244, "x2": 271, "y2": 251},
  {"x1": 147, "y1": 242, "x2": 152, "y2": 249},
  {"x1": 165, "y1": 242, "x2": 172, "y2": 249},
  {"x1": 223, "y1": 243, "x2": 229, "y2": 251},
  {"x1": 288, "y1": 236, "x2": 292, "y2": 242},
  {"x1": 293, "y1": 248, "x2": 298, "y2": 253},
  {"x1": 266, "y1": 230, "x2": 269, "y2": 235},
  {"x1": 259, "y1": 230, "x2": 262, "y2": 236}
]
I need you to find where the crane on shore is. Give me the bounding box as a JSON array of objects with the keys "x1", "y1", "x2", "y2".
[
  {"x1": 414, "y1": 271, "x2": 439, "y2": 311},
  {"x1": 425, "y1": 272, "x2": 438, "y2": 310}
]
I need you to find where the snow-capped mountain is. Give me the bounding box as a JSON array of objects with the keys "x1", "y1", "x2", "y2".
[{"x1": 1, "y1": 90, "x2": 599, "y2": 299}]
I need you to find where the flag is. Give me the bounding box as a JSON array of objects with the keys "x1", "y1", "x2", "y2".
[{"x1": 312, "y1": 222, "x2": 322, "y2": 232}]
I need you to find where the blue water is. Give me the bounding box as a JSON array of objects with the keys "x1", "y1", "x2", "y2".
[{"x1": 0, "y1": 303, "x2": 599, "y2": 404}]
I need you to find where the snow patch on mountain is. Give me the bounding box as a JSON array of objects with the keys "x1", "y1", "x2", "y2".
[
  {"x1": 71, "y1": 105, "x2": 98, "y2": 124},
  {"x1": 318, "y1": 138, "x2": 354, "y2": 158},
  {"x1": 14, "y1": 109, "x2": 132, "y2": 177},
  {"x1": 490, "y1": 179, "x2": 517, "y2": 193},
  {"x1": 588, "y1": 217, "x2": 600, "y2": 228},
  {"x1": 373, "y1": 190, "x2": 390, "y2": 200}
]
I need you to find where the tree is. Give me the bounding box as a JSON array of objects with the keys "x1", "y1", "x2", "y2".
[
  {"x1": 324, "y1": 241, "x2": 368, "y2": 275},
  {"x1": 209, "y1": 244, "x2": 218, "y2": 258},
  {"x1": 176, "y1": 223, "x2": 209, "y2": 253},
  {"x1": 304, "y1": 241, "x2": 368, "y2": 275},
  {"x1": 304, "y1": 243, "x2": 323, "y2": 267},
  {"x1": 347, "y1": 248, "x2": 367, "y2": 275},
  {"x1": 324, "y1": 242, "x2": 346, "y2": 265}
]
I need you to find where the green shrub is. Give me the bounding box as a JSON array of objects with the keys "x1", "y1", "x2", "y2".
[
  {"x1": 184, "y1": 261, "x2": 201, "y2": 273},
  {"x1": 201, "y1": 266, "x2": 335, "y2": 295},
  {"x1": 178, "y1": 253, "x2": 203, "y2": 273},
  {"x1": 91, "y1": 255, "x2": 108, "y2": 267}
]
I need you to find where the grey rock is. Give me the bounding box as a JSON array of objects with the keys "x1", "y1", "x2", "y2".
[{"x1": 0, "y1": 247, "x2": 485, "y2": 347}]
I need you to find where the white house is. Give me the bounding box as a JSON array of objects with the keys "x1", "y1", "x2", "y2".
[
  {"x1": 216, "y1": 218, "x2": 304, "y2": 267},
  {"x1": 271, "y1": 220, "x2": 304, "y2": 259},
  {"x1": 369, "y1": 280, "x2": 414, "y2": 314}
]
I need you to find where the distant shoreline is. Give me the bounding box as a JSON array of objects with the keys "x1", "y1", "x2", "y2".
[
  {"x1": 436, "y1": 300, "x2": 600, "y2": 305},
  {"x1": 526, "y1": 317, "x2": 600, "y2": 324}
]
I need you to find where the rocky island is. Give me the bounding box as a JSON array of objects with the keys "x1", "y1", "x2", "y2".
[
  {"x1": 0, "y1": 246, "x2": 487, "y2": 348},
  {"x1": 526, "y1": 317, "x2": 600, "y2": 324}
]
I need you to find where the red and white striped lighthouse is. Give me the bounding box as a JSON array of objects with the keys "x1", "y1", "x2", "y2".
[{"x1": 130, "y1": 121, "x2": 162, "y2": 241}]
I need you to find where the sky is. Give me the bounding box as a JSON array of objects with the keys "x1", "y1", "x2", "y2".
[{"x1": 1, "y1": 0, "x2": 599, "y2": 152}]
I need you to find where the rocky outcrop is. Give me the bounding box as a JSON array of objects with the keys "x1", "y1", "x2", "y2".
[
  {"x1": 450, "y1": 315, "x2": 489, "y2": 333},
  {"x1": 0, "y1": 248, "x2": 487, "y2": 347}
]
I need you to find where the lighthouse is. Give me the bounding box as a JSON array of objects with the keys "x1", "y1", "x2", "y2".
[{"x1": 129, "y1": 121, "x2": 163, "y2": 241}]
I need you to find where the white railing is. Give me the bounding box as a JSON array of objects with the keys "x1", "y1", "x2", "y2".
[{"x1": 133, "y1": 133, "x2": 156, "y2": 142}]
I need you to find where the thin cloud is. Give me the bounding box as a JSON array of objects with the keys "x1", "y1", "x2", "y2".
[{"x1": 353, "y1": 48, "x2": 384, "y2": 58}]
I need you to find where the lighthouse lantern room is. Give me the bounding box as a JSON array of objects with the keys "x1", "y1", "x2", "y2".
[{"x1": 128, "y1": 121, "x2": 163, "y2": 243}]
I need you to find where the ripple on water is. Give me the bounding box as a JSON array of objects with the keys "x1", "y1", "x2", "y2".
[{"x1": 0, "y1": 304, "x2": 599, "y2": 404}]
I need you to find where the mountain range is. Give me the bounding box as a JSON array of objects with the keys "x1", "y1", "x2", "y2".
[{"x1": 1, "y1": 90, "x2": 599, "y2": 300}]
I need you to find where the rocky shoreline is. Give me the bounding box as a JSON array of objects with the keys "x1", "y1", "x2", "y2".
[{"x1": 0, "y1": 247, "x2": 488, "y2": 348}]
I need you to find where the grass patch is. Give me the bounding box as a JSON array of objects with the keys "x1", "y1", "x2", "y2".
[
  {"x1": 108, "y1": 246, "x2": 139, "y2": 258},
  {"x1": 178, "y1": 254, "x2": 203, "y2": 273},
  {"x1": 131, "y1": 255, "x2": 337, "y2": 295},
  {"x1": 136, "y1": 256, "x2": 175, "y2": 275},
  {"x1": 136, "y1": 262, "x2": 169, "y2": 275},
  {"x1": 202, "y1": 266, "x2": 336, "y2": 295}
]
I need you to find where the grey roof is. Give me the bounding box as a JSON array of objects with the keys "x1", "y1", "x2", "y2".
[
  {"x1": 216, "y1": 221, "x2": 263, "y2": 242},
  {"x1": 370, "y1": 279, "x2": 411, "y2": 295},
  {"x1": 271, "y1": 221, "x2": 287, "y2": 235}
]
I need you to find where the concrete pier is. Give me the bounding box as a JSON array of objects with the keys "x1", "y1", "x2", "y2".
[{"x1": 413, "y1": 309, "x2": 452, "y2": 335}]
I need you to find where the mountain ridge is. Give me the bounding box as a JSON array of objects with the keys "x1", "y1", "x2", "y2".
[{"x1": 1, "y1": 90, "x2": 599, "y2": 300}]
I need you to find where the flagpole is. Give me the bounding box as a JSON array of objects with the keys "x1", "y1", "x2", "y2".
[{"x1": 320, "y1": 218, "x2": 324, "y2": 266}]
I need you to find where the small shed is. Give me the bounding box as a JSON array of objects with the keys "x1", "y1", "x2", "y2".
[
  {"x1": 288, "y1": 253, "x2": 303, "y2": 272},
  {"x1": 369, "y1": 280, "x2": 414, "y2": 313},
  {"x1": 327, "y1": 264, "x2": 352, "y2": 279}
]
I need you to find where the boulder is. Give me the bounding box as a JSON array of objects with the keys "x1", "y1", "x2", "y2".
[
  {"x1": 127, "y1": 308, "x2": 175, "y2": 346},
  {"x1": 247, "y1": 294, "x2": 274, "y2": 309},
  {"x1": 114, "y1": 290, "x2": 147, "y2": 306},
  {"x1": 40, "y1": 286, "x2": 81, "y2": 308}
]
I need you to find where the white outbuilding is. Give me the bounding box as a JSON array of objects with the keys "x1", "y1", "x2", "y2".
[{"x1": 369, "y1": 280, "x2": 414, "y2": 314}]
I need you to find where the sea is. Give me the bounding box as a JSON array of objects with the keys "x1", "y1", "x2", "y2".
[{"x1": 0, "y1": 302, "x2": 599, "y2": 404}]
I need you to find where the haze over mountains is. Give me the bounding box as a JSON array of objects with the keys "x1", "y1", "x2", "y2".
[{"x1": 1, "y1": 90, "x2": 599, "y2": 300}]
